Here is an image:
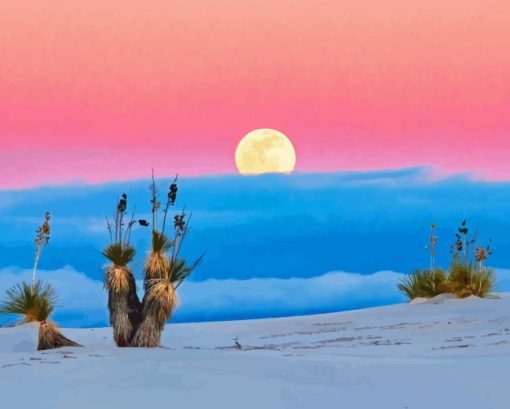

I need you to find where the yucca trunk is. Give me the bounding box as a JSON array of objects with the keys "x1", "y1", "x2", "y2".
[
  {"x1": 132, "y1": 279, "x2": 177, "y2": 347},
  {"x1": 131, "y1": 313, "x2": 161, "y2": 347},
  {"x1": 106, "y1": 265, "x2": 142, "y2": 346},
  {"x1": 37, "y1": 320, "x2": 80, "y2": 351}
]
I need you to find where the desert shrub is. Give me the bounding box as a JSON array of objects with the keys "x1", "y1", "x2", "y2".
[
  {"x1": 448, "y1": 262, "x2": 495, "y2": 298},
  {"x1": 398, "y1": 268, "x2": 450, "y2": 299},
  {"x1": 399, "y1": 220, "x2": 497, "y2": 301}
]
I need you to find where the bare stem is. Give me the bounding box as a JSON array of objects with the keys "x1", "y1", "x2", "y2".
[
  {"x1": 124, "y1": 207, "x2": 137, "y2": 245},
  {"x1": 162, "y1": 202, "x2": 170, "y2": 234},
  {"x1": 114, "y1": 209, "x2": 119, "y2": 244},
  {"x1": 31, "y1": 248, "x2": 41, "y2": 291},
  {"x1": 106, "y1": 217, "x2": 113, "y2": 243}
]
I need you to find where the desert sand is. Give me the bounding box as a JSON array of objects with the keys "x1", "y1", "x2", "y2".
[{"x1": 1, "y1": 294, "x2": 509, "y2": 408}]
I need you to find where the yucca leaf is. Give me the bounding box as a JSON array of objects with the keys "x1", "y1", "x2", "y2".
[
  {"x1": 0, "y1": 280, "x2": 56, "y2": 322},
  {"x1": 103, "y1": 243, "x2": 135, "y2": 266},
  {"x1": 151, "y1": 231, "x2": 173, "y2": 252}
]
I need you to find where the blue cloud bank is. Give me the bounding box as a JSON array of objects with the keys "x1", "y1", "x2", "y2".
[
  {"x1": 1, "y1": 167, "x2": 510, "y2": 326},
  {"x1": 1, "y1": 267, "x2": 509, "y2": 327},
  {"x1": 0, "y1": 267, "x2": 407, "y2": 327}
]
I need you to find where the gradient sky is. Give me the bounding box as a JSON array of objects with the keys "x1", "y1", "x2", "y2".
[{"x1": 1, "y1": 0, "x2": 509, "y2": 188}]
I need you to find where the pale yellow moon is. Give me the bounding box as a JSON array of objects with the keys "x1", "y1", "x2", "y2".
[{"x1": 235, "y1": 129, "x2": 296, "y2": 175}]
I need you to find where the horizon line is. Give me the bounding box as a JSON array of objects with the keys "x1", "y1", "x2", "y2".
[{"x1": 0, "y1": 165, "x2": 503, "y2": 192}]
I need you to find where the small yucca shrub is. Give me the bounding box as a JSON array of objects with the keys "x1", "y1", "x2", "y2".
[
  {"x1": 0, "y1": 280, "x2": 80, "y2": 350},
  {"x1": 398, "y1": 268, "x2": 450, "y2": 299},
  {"x1": 448, "y1": 262, "x2": 495, "y2": 298}
]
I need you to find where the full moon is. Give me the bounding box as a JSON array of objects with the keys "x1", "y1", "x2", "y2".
[{"x1": 235, "y1": 129, "x2": 296, "y2": 175}]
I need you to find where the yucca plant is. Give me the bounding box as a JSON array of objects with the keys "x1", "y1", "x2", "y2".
[
  {"x1": 132, "y1": 172, "x2": 202, "y2": 347},
  {"x1": 103, "y1": 194, "x2": 148, "y2": 347},
  {"x1": 448, "y1": 221, "x2": 496, "y2": 298},
  {"x1": 398, "y1": 268, "x2": 450, "y2": 299},
  {"x1": 0, "y1": 212, "x2": 79, "y2": 350},
  {"x1": 400, "y1": 221, "x2": 497, "y2": 301},
  {"x1": 448, "y1": 262, "x2": 495, "y2": 298},
  {"x1": 0, "y1": 281, "x2": 80, "y2": 350}
]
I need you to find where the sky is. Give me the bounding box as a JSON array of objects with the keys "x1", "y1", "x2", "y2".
[
  {"x1": 1, "y1": 2, "x2": 509, "y2": 326},
  {"x1": 1, "y1": 0, "x2": 510, "y2": 188}
]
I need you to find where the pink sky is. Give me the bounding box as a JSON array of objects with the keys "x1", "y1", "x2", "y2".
[{"x1": 1, "y1": 0, "x2": 509, "y2": 188}]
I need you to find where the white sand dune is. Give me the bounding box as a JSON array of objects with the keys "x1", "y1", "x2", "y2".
[{"x1": 1, "y1": 294, "x2": 510, "y2": 409}]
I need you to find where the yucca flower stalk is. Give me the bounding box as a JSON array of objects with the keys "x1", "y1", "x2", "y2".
[
  {"x1": 103, "y1": 193, "x2": 148, "y2": 347},
  {"x1": 475, "y1": 241, "x2": 492, "y2": 271},
  {"x1": 458, "y1": 220, "x2": 469, "y2": 263},
  {"x1": 162, "y1": 174, "x2": 178, "y2": 232},
  {"x1": 0, "y1": 281, "x2": 80, "y2": 350},
  {"x1": 32, "y1": 212, "x2": 51, "y2": 290}
]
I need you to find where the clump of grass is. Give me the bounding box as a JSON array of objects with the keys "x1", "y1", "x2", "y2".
[{"x1": 398, "y1": 268, "x2": 450, "y2": 299}]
